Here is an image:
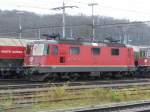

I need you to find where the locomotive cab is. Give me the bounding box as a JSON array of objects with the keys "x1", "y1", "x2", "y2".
[
  {"x1": 25, "y1": 43, "x2": 49, "y2": 66},
  {"x1": 138, "y1": 48, "x2": 150, "y2": 66},
  {"x1": 24, "y1": 40, "x2": 59, "y2": 67}
]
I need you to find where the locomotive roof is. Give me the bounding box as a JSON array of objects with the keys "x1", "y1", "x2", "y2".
[
  {"x1": 29, "y1": 39, "x2": 126, "y2": 47},
  {"x1": 127, "y1": 44, "x2": 150, "y2": 52}
]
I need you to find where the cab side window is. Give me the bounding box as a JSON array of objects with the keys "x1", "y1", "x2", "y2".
[
  {"x1": 70, "y1": 47, "x2": 80, "y2": 55},
  {"x1": 43, "y1": 44, "x2": 49, "y2": 55},
  {"x1": 111, "y1": 48, "x2": 119, "y2": 56},
  {"x1": 52, "y1": 46, "x2": 58, "y2": 56},
  {"x1": 26, "y1": 45, "x2": 31, "y2": 55},
  {"x1": 91, "y1": 48, "x2": 100, "y2": 55},
  {"x1": 146, "y1": 50, "x2": 150, "y2": 58}
]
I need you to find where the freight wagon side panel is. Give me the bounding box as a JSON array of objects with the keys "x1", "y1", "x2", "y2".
[{"x1": 0, "y1": 46, "x2": 25, "y2": 59}]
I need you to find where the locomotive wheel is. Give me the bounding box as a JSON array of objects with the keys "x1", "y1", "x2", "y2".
[
  {"x1": 48, "y1": 73, "x2": 58, "y2": 82},
  {"x1": 24, "y1": 73, "x2": 49, "y2": 82},
  {"x1": 69, "y1": 73, "x2": 79, "y2": 81}
]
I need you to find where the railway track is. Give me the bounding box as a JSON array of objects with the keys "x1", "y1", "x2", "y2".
[
  {"x1": 3, "y1": 93, "x2": 150, "y2": 112},
  {"x1": 1, "y1": 78, "x2": 150, "y2": 111},
  {"x1": 48, "y1": 100, "x2": 150, "y2": 112},
  {"x1": 0, "y1": 79, "x2": 150, "y2": 103},
  {"x1": 0, "y1": 78, "x2": 150, "y2": 89}
]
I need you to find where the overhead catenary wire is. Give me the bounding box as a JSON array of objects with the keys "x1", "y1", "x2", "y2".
[
  {"x1": 51, "y1": 1, "x2": 78, "y2": 39},
  {"x1": 65, "y1": 0, "x2": 150, "y2": 16},
  {"x1": 16, "y1": 0, "x2": 150, "y2": 17},
  {"x1": 20, "y1": 20, "x2": 150, "y2": 30},
  {"x1": 0, "y1": 20, "x2": 150, "y2": 36}
]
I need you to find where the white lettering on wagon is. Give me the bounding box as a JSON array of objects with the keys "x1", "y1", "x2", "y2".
[{"x1": 0, "y1": 50, "x2": 23, "y2": 54}]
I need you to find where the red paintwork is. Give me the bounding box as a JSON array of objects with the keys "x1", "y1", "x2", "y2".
[
  {"x1": 138, "y1": 49, "x2": 150, "y2": 67},
  {"x1": 0, "y1": 46, "x2": 25, "y2": 59},
  {"x1": 138, "y1": 58, "x2": 150, "y2": 66},
  {"x1": 24, "y1": 43, "x2": 135, "y2": 68}
]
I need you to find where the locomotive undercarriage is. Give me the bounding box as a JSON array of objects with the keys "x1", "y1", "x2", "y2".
[
  {"x1": 135, "y1": 66, "x2": 150, "y2": 77},
  {"x1": 21, "y1": 71, "x2": 136, "y2": 82},
  {"x1": 22, "y1": 66, "x2": 136, "y2": 81},
  {"x1": 0, "y1": 66, "x2": 139, "y2": 81}
]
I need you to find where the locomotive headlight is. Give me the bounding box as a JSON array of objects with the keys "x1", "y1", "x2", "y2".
[
  {"x1": 29, "y1": 57, "x2": 34, "y2": 63},
  {"x1": 144, "y1": 59, "x2": 148, "y2": 63}
]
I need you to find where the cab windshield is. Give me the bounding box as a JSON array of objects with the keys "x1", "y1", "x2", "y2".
[
  {"x1": 26, "y1": 44, "x2": 32, "y2": 55},
  {"x1": 32, "y1": 44, "x2": 49, "y2": 56}
]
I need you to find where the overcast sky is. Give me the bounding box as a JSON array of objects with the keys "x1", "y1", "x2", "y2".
[{"x1": 0, "y1": 0, "x2": 150, "y2": 21}]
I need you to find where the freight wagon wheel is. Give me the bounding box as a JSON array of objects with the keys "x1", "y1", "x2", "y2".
[{"x1": 1, "y1": 71, "x2": 11, "y2": 76}]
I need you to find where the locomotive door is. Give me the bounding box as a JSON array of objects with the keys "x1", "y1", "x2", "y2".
[
  {"x1": 127, "y1": 48, "x2": 132, "y2": 65},
  {"x1": 59, "y1": 45, "x2": 66, "y2": 64},
  {"x1": 51, "y1": 45, "x2": 58, "y2": 64}
]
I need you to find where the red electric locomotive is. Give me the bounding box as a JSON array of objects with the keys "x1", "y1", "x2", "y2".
[
  {"x1": 23, "y1": 39, "x2": 135, "y2": 81},
  {"x1": 137, "y1": 47, "x2": 150, "y2": 75},
  {"x1": 138, "y1": 47, "x2": 150, "y2": 66}
]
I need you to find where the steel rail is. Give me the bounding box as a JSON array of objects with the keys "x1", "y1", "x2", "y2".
[
  {"x1": 1, "y1": 81, "x2": 150, "y2": 94},
  {"x1": 52, "y1": 100, "x2": 150, "y2": 112},
  {"x1": 0, "y1": 78, "x2": 150, "y2": 90},
  {"x1": 1, "y1": 83, "x2": 150, "y2": 111}
]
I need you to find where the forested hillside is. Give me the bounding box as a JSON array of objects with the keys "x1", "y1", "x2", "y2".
[{"x1": 0, "y1": 10, "x2": 150, "y2": 45}]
